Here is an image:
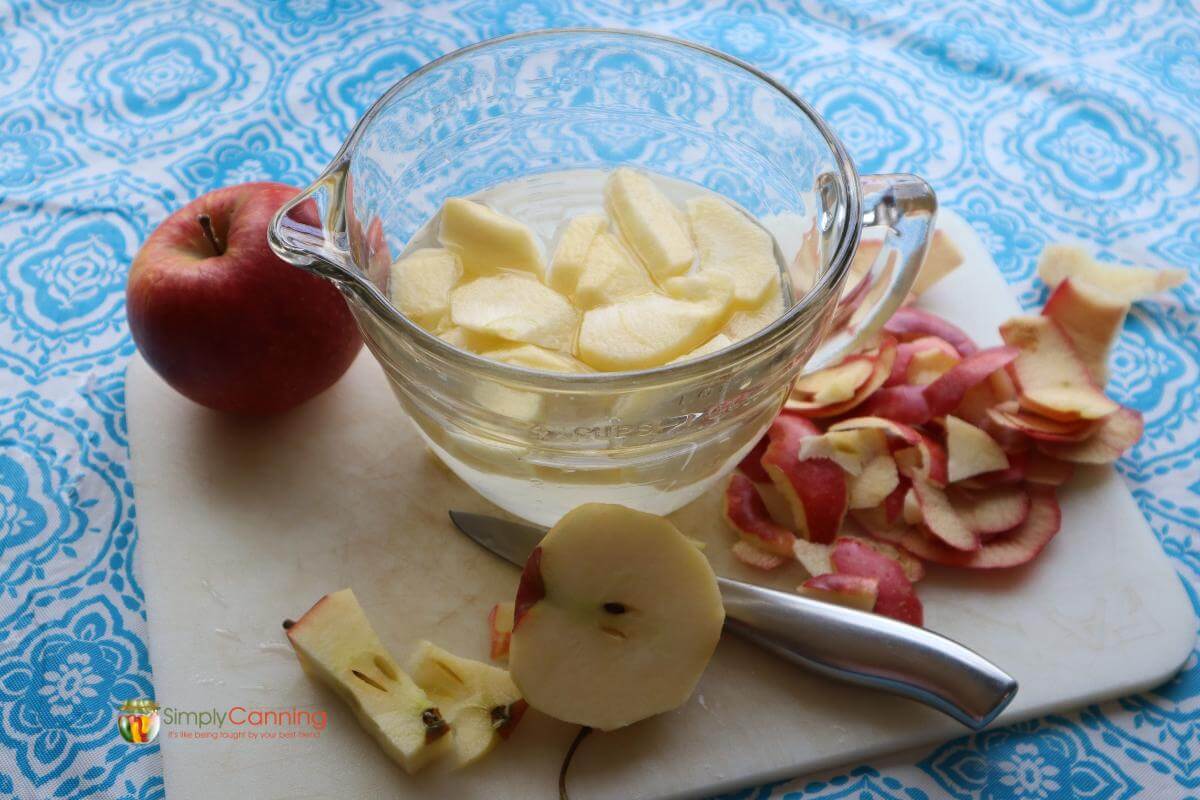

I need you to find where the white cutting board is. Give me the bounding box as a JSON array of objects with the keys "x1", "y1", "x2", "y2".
[{"x1": 130, "y1": 211, "x2": 1194, "y2": 800}]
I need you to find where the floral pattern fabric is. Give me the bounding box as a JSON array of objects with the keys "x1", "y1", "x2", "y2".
[{"x1": 0, "y1": 1, "x2": 1197, "y2": 799}]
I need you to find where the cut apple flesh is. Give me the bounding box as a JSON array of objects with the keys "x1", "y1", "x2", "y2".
[
  {"x1": 285, "y1": 589, "x2": 451, "y2": 774},
  {"x1": 793, "y1": 538, "x2": 834, "y2": 577},
  {"x1": 791, "y1": 357, "x2": 875, "y2": 406},
  {"x1": 408, "y1": 641, "x2": 527, "y2": 766},
  {"x1": 450, "y1": 273, "x2": 578, "y2": 352},
  {"x1": 670, "y1": 333, "x2": 733, "y2": 364},
  {"x1": 481, "y1": 343, "x2": 591, "y2": 373},
  {"x1": 799, "y1": 573, "x2": 878, "y2": 612},
  {"x1": 829, "y1": 417, "x2": 948, "y2": 486},
  {"x1": 848, "y1": 452, "x2": 900, "y2": 509},
  {"x1": 508, "y1": 504, "x2": 724, "y2": 731},
  {"x1": 688, "y1": 194, "x2": 780, "y2": 308},
  {"x1": 576, "y1": 277, "x2": 733, "y2": 370},
  {"x1": 724, "y1": 472, "x2": 796, "y2": 557},
  {"x1": 886, "y1": 336, "x2": 958, "y2": 387},
  {"x1": 548, "y1": 214, "x2": 607, "y2": 295},
  {"x1": 389, "y1": 248, "x2": 463, "y2": 328},
  {"x1": 1037, "y1": 243, "x2": 1185, "y2": 303},
  {"x1": 1000, "y1": 315, "x2": 1119, "y2": 421},
  {"x1": 906, "y1": 346, "x2": 960, "y2": 385},
  {"x1": 439, "y1": 198, "x2": 545, "y2": 279},
  {"x1": 731, "y1": 540, "x2": 787, "y2": 570},
  {"x1": 574, "y1": 232, "x2": 655, "y2": 310},
  {"x1": 945, "y1": 414, "x2": 1009, "y2": 482},
  {"x1": 606, "y1": 167, "x2": 695, "y2": 281},
  {"x1": 787, "y1": 337, "x2": 896, "y2": 418}
]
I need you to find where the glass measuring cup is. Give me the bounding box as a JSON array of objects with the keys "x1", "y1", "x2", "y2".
[{"x1": 268, "y1": 29, "x2": 935, "y2": 526}]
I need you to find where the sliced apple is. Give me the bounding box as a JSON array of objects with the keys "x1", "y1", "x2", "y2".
[
  {"x1": 944, "y1": 415, "x2": 1009, "y2": 482},
  {"x1": 951, "y1": 484, "x2": 1031, "y2": 536},
  {"x1": 606, "y1": 167, "x2": 695, "y2": 281},
  {"x1": 884, "y1": 306, "x2": 978, "y2": 356},
  {"x1": 911, "y1": 229, "x2": 964, "y2": 296},
  {"x1": 722, "y1": 282, "x2": 785, "y2": 339},
  {"x1": 888, "y1": 486, "x2": 1061, "y2": 569},
  {"x1": 577, "y1": 277, "x2": 733, "y2": 370},
  {"x1": 285, "y1": 589, "x2": 451, "y2": 773},
  {"x1": 508, "y1": 504, "x2": 724, "y2": 731},
  {"x1": 409, "y1": 641, "x2": 527, "y2": 766},
  {"x1": 439, "y1": 198, "x2": 545, "y2": 279},
  {"x1": 1037, "y1": 243, "x2": 1185, "y2": 303},
  {"x1": 389, "y1": 248, "x2": 463, "y2": 329},
  {"x1": 670, "y1": 333, "x2": 734, "y2": 364},
  {"x1": 1000, "y1": 315, "x2": 1119, "y2": 421},
  {"x1": 481, "y1": 343, "x2": 591, "y2": 373},
  {"x1": 574, "y1": 232, "x2": 655, "y2": 310},
  {"x1": 830, "y1": 537, "x2": 922, "y2": 625},
  {"x1": 724, "y1": 473, "x2": 797, "y2": 557},
  {"x1": 1042, "y1": 277, "x2": 1128, "y2": 383},
  {"x1": 737, "y1": 434, "x2": 771, "y2": 483},
  {"x1": 987, "y1": 401, "x2": 1098, "y2": 443},
  {"x1": 798, "y1": 573, "x2": 878, "y2": 612},
  {"x1": 911, "y1": 478, "x2": 978, "y2": 551},
  {"x1": 1024, "y1": 450, "x2": 1075, "y2": 486},
  {"x1": 548, "y1": 214, "x2": 607, "y2": 295},
  {"x1": 488, "y1": 602, "x2": 514, "y2": 660},
  {"x1": 438, "y1": 325, "x2": 510, "y2": 354},
  {"x1": 688, "y1": 194, "x2": 779, "y2": 308},
  {"x1": 731, "y1": 539, "x2": 787, "y2": 570},
  {"x1": 1036, "y1": 405, "x2": 1143, "y2": 465},
  {"x1": 761, "y1": 414, "x2": 848, "y2": 543},
  {"x1": 793, "y1": 538, "x2": 834, "y2": 577},
  {"x1": 450, "y1": 274, "x2": 578, "y2": 352}
]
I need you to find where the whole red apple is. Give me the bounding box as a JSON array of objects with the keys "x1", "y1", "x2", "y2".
[{"x1": 127, "y1": 182, "x2": 362, "y2": 415}]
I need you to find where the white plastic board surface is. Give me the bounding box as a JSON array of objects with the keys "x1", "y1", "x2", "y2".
[{"x1": 129, "y1": 211, "x2": 1195, "y2": 800}]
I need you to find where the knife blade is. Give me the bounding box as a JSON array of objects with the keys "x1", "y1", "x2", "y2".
[{"x1": 448, "y1": 509, "x2": 1017, "y2": 730}]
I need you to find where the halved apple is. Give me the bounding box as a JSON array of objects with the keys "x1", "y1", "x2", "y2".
[
  {"x1": 761, "y1": 414, "x2": 848, "y2": 543},
  {"x1": 1036, "y1": 405, "x2": 1143, "y2": 464},
  {"x1": 574, "y1": 232, "x2": 655, "y2": 310},
  {"x1": 439, "y1": 198, "x2": 545, "y2": 279},
  {"x1": 1042, "y1": 277, "x2": 1128, "y2": 383},
  {"x1": 285, "y1": 589, "x2": 451, "y2": 773},
  {"x1": 798, "y1": 573, "x2": 878, "y2": 611},
  {"x1": 1037, "y1": 243, "x2": 1185, "y2": 303},
  {"x1": 508, "y1": 504, "x2": 724, "y2": 731},
  {"x1": 1000, "y1": 315, "x2": 1119, "y2": 421},
  {"x1": 606, "y1": 167, "x2": 695, "y2": 281},
  {"x1": 389, "y1": 248, "x2": 463, "y2": 329},
  {"x1": 725, "y1": 472, "x2": 797, "y2": 557},
  {"x1": 945, "y1": 415, "x2": 1009, "y2": 482},
  {"x1": 688, "y1": 194, "x2": 779, "y2": 308},
  {"x1": 450, "y1": 274, "x2": 578, "y2": 352},
  {"x1": 548, "y1": 214, "x2": 607, "y2": 295},
  {"x1": 409, "y1": 641, "x2": 527, "y2": 766}
]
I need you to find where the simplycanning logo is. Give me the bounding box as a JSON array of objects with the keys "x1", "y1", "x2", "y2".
[
  {"x1": 116, "y1": 699, "x2": 161, "y2": 744},
  {"x1": 117, "y1": 699, "x2": 328, "y2": 743}
]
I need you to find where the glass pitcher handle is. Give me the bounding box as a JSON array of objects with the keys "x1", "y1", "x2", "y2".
[{"x1": 805, "y1": 173, "x2": 936, "y2": 372}]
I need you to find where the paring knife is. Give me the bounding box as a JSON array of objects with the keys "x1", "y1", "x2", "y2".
[{"x1": 448, "y1": 510, "x2": 1018, "y2": 730}]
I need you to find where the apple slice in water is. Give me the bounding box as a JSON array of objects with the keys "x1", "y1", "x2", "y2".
[
  {"x1": 606, "y1": 167, "x2": 695, "y2": 281},
  {"x1": 450, "y1": 273, "x2": 578, "y2": 352},
  {"x1": 508, "y1": 504, "x2": 724, "y2": 731},
  {"x1": 388, "y1": 247, "x2": 462, "y2": 329},
  {"x1": 688, "y1": 194, "x2": 780, "y2": 308},
  {"x1": 439, "y1": 197, "x2": 545, "y2": 279}
]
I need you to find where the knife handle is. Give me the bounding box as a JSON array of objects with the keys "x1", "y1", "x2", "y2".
[{"x1": 717, "y1": 577, "x2": 1017, "y2": 730}]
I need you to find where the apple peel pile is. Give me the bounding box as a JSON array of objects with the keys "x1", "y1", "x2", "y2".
[{"x1": 725, "y1": 243, "x2": 1178, "y2": 626}]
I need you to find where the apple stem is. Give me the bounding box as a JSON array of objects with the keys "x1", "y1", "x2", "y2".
[
  {"x1": 558, "y1": 726, "x2": 592, "y2": 800},
  {"x1": 198, "y1": 214, "x2": 224, "y2": 256}
]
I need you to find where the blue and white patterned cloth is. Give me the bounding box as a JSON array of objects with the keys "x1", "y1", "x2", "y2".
[{"x1": 0, "y1": 2, "x2": 1196, "y2": 799}]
